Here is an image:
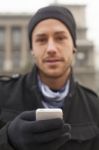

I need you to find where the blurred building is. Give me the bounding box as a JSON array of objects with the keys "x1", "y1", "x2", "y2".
[
  {"x1": 0, "y1": 4, "x2": 98, "y2": 93},
  {"x1": 0, "y1": 14, "x2": 30, "y2": 72}
]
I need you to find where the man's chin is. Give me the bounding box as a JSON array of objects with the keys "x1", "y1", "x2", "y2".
[{"x1": 44, "y1": 71, "x2": 63, "y2": 78}]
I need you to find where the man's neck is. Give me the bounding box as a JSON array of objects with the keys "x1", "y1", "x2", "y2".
[{"x1": 39, "y1": 69, "x2": 71, "y2": 90}]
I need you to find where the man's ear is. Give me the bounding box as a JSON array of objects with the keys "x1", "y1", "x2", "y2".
[{"x1": 73, "y1": 48, "x2": 77, "y2": 54}]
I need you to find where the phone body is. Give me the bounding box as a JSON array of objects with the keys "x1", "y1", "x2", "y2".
[{"x1": 36, "y1": 108, "x2": 63, "y2": 120}]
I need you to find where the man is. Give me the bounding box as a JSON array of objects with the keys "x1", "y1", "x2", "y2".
[{"x1": 0, "y1": 5, "x2": 99, "y2": 150}]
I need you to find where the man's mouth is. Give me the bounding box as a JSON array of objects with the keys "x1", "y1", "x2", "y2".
[
  {"x1": 46, "y1": 59, "x2": 61, "y2": 63},
  {"x1": 44, "y1": 58, "x2": 63, "y2": 63}
]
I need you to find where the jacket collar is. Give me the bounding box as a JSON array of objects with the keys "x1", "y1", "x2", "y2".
[{"x1": 26, "y1": 65, "x2": 39, "y2": 90}]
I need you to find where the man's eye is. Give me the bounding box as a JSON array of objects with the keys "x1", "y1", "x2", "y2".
[
  {"x1": 36, "y1": 38, "x2": 47, "y2": 43},
  {"x1": 56, "y1": 36, "x2": 67, "y2": 41}
]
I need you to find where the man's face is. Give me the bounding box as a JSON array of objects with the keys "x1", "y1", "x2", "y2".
[{"x1": 32, "y1": 19, "x2": 75, "y2": 78}]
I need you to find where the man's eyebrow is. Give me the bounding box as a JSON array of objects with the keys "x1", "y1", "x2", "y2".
[
  {"x1": 35, "y1": 33, "x2": 47, "y2": 38},
  {"x1": 54, "y1": 31, "x2": 67, "y2": 35}
]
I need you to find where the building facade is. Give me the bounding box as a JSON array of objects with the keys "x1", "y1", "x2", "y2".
[{"x1": 0, "y1": 14, "x2": 30, "y2": 73}]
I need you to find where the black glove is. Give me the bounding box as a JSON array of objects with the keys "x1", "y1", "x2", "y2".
[{"x1": 8, "y1": 110, "x2": 71, "y2": 150}]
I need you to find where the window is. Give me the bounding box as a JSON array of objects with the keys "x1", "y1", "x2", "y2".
[
  {"x1": 12, "y1": 27, "x2": 21, "y2": 48},
  {"x1": 11, "y1": 27, "x2": 21, "y2": 69},
  {"x1": 0, "y1": 27, "x2": 5, "y2": 47},
  {"x1": 0, "y1": 27, "x2": 5, "y2": 70}
]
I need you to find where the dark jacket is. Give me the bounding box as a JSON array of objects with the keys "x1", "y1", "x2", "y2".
[{"x1": 0, "y1": 66, "x2": 99, "y2": 150}]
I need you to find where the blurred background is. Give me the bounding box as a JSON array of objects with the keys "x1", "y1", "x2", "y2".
[{"x1": 0, "y1": 0, "x2": 99, "y2": 94}]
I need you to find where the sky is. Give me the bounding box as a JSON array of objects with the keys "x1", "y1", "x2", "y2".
[{"x1": 0, "y1": 0, "x2": 99, "y2": 51}]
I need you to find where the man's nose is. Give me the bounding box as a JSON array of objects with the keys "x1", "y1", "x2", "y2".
[{"x1": 46, "y1": 39, "x2": 57, "y2": 53}]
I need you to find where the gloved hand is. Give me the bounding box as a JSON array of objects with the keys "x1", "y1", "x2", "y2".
[{"x1": 8, "y1": 110, "x2": 71, "y2": 150}]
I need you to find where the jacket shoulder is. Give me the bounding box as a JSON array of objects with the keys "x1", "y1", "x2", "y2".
[
  {"x1": 77, "y1": 83, "x2": 98, "y2": 97},
  {"x1": 0, "y1": 74, "x2": 21, "y2": 82}
]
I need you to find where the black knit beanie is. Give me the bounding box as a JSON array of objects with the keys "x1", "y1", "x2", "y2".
[{"x1": 28, "y1": 5, "x2": 77, "y2": 49}]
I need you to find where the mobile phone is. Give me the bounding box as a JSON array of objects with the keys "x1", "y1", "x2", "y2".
[{"x1": 36, "y1": 108, "x2": 63, "y2": 120}]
